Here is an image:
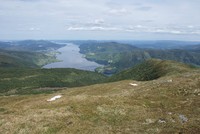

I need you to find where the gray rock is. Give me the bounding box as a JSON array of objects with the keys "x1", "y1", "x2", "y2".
[
  {"x1": 158, "y1": 118, "x2": 166, "y2": 123},
  {"x1": 179, "y1": 114, "x2": 188, "y2": 123}
]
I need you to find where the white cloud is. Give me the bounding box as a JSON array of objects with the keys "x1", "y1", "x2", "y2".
[
  {"x1": 16, "y1": 27, "x2": 41, "y2": 31},
  {"x1": 85, "y1": 19, "x2": 105, "y2": 26},
  {"x1": 94, "y1": 19, "x2": 105, "y2": 25},
  {"x1": 67, "y1": 26, "x2": 120, "y2": 31},
  {"x1": 29, "y1": 27, "x2": 40, "y2": 31},
  {"x1": 108, "y1": 8, "x2": 129, "y2": 15},
  {"x1": 66, "y1": 24, "x2": 200, "y2": 35},
  {"x1": 187, "y1": 25, "x2": 194, "y2": 28}
]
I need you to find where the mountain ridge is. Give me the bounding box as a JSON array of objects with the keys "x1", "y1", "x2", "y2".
[{"x1": 108, "y1": 59, "x2": 197, "y2": 82}]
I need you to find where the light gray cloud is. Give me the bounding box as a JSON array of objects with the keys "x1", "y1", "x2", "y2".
[
  {"x1": 66, "y1": 24, "x2": 200, "y2": 36},
  {"x1": 108, "y1": 8, "x2": 130, "y2": 16},
  {"x1": 29, "y1": 27, "x2": 41, "y2": 31},
  {"x1": 67, "y1": 26, "x2": 121, "y2": 31},
  {"x1": 0, "y1": 0, "x2": 200, "y2": 40},
  {"x1": 136, "y1": 6, "x2": 152, "y2": 11}
]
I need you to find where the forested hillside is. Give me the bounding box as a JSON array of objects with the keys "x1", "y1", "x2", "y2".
[
  {"x1": 0, "y1": 68, "x2": 106, "y2": 95},
  {"x1": 0, "y1": 49, "x2": 58, "y2": 68},
  {"x1": 79, "y1": 42, "x2": 200, "y2": 74}
]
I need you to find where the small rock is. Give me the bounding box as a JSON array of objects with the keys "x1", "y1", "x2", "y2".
[
  {"x1": 158, "y1": 118, "x2": 166, "y2": 123},
  {"x1": 170, "y1": 119, "x2": 176, "y2": 123},
  {"x1": 179, "y1": 114, "x2": 188, "y2": 123},
  {"x1": 66, "y1": 121, "x2": 73, "y2": 126},
  {"x1": 168, "y1": 112, "x2": 172, "y2": 115},
  {"x1": 145, "y1": 119, "x2": 156, "y2": 124}
]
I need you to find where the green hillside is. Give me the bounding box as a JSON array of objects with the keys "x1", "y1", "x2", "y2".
[
  {"x1": 108, "y1": 59, "x2": 197, "y2": 82},
  {"x1": 79, "y1": 42, "x2": 200, "y2": 74},
  {"x1": 79, "y1": 42, "x2": 138, "y2": 65},
  {"x1": 0, "y1": 68, "x2": 106, "y2": 95},
  {"x1": 147, "y1": 49, "x2": 200, "y2": 66},
  {"x1": 0, "y1": 49, "x2": 58, "y2": 68}
]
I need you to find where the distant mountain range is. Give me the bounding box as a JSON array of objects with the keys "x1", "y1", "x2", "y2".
[
  {"x1": 116, "y1": 40, "x2": 200, "y2": 49},
  {"x1": 0, "y1": 40, "x2": 64, "y2": 51}
]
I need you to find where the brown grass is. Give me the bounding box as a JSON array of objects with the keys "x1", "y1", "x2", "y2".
[{"x1": 0, "y1": 70, "x2": 200, "y2": 134}]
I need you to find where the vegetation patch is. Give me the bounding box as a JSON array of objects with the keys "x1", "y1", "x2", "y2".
[
  {"x1": 0, "y1": 68, "x2": 106, "y2": 95},
  {"x1": 108, "y1": 59, "x2": 197, "y2": 81}
]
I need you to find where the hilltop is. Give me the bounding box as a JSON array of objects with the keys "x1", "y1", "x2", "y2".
[
  {"x1": 0, "y1": 60, "x2": 199, "y2": 133},
  {"x1": 108, "y1": 59, "x2": 197, "y2": 81}
]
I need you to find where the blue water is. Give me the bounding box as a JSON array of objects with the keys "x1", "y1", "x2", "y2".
[{"x1": 43, "y1": 43, "x2": 102, "y2": 71}]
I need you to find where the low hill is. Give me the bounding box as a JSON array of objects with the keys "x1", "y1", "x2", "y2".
[
  {"x1": 79, "y1": 42, "x2": 138, "y2": 65},
  {"x1": 0, "y1": 49, "x2": 58, "y2": 68},
  {"x1": 0, "y1": 68, "x2": 106, "y2": 95},
  {"x1": 0, "y1": 62, "x2": 199, "y2": 133},
  {"x1": 108, "y1": 59, "x2": 197, "y2": 82}
]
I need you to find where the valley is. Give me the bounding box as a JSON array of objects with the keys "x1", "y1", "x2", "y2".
[
  {"x1": 1, "y1": 0, "x2": 200, "y2": 133},
  {"x1": 43, "y1": 43, "x2": 102, "y2": 71}
]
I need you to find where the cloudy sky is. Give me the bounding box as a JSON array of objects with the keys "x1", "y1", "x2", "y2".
[{"x1": 0, "y1": 0, "x2": 200, "y2": 40}]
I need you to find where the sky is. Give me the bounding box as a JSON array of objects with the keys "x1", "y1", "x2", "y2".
[{"x1": 0, "y1": 0, "x2": 200, "y2": 41}]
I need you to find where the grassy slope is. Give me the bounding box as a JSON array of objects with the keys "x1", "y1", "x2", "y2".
[
  {"x1": 0, "y1": 68, "x2": 199, "y2": 133},
  {"x1": 108, "y1": 59, "x2": 197, "y2": 82},
  {"x1": 0, "y1": 68, "x2": 106, "y2": 95}
]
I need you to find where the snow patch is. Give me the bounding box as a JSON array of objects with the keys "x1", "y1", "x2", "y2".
[
  {"x1": 47, "y1": 95, "x2": 62, "y2": 102},
  {"x1": 167, "y1": 79, "x2": 173, "y2": 82},
  {"x1": 129, "y1": 83, "x2": 138, "y2": 86}
]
